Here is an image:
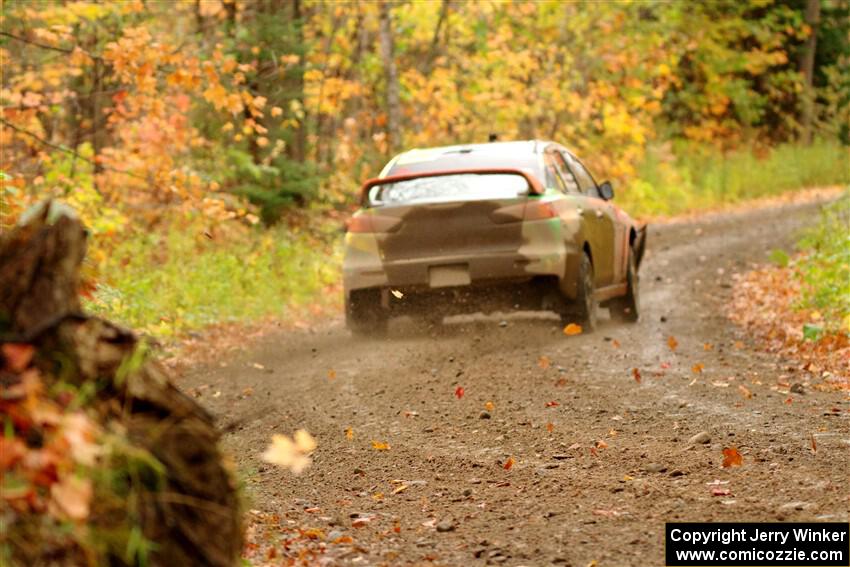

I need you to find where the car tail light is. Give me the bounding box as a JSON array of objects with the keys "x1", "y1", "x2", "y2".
[
  {"x1": 523, "y1": 200, "x2": 557, "y2": 221},
  {"x1": 346, "y1": 214, "x2": 401, "y2": 233}
]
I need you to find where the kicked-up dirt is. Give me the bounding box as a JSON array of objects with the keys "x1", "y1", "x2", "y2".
[{"x1": 180, "y1": 199, "x2": 849, "y2": 566}]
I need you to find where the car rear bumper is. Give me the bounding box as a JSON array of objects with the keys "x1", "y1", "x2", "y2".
[{"x1": 343, "y1": 230, "x2": 579, "y2": 297}]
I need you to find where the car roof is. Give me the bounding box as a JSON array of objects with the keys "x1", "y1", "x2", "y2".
[{"x1": 379, "y1": 140, "x2": 558, "y2": 178}]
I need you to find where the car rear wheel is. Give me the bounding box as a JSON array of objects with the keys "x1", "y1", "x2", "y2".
[
  {"x1": 562, "y1": 251, "x2": 597, "y2": 332},
  {"x1": 610, "y1": 248, "x2": 640, "y2": 322},
  {"x1": 346, "y1": 290, "x2": 388, "y2": 337}
]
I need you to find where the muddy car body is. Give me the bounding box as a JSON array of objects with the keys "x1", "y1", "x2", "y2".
[{"x1": 343, "y1": 140, "x2": 646, "y2": 334}]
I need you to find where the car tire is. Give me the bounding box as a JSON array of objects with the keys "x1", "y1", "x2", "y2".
[
  {"x1": 346, "y1": 290, "x2": 388, "y2": 337},
  {"x1": 610, "y1": 248, "x2": 640, "y2": 322},
  {"x1": 563, "y1": 251, "x2": 597, "y2": 332}
]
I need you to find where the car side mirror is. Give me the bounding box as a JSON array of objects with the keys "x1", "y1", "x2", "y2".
[{"x1": 599, "y1": 181, "x2": 614, "y2": 201}]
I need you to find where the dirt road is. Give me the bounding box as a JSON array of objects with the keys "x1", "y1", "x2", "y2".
[{"x1": 182, "y1": 200, "x2": 849, "y2": 566}]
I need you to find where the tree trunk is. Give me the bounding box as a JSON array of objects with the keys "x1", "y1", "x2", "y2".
[
  {"x1": 289, "y1": 0, "x2": 307, "y2": 163},
  {"x1": 799, "y1": 0, "x2": 820, "y2": 145},
  {"x1": 0, "y1": 204, "x2": 242, "y2": 567},
  {"x1": 379, "y1": 0, "x2": 401, "y2": 154}
]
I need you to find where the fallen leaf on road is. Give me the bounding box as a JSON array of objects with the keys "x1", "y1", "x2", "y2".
[
  {"x1": 703, "y1": 343, "x2": 714, "y2": 351},
  {"x1": 722, "y1": 447, "x2": 743, "y2": 468},
  {"x1": 810, "y1": 433, "x2": 817, "y2": 454},
  {"x1": 632, "y1": 368, "x2": 641, "y2": 383},
  {"x1": 734, "y1": 341, "x2": 744, "y2": 349},
  {"x1": 667, "y1": 336, "x2": 679, "y2": 351},
  {"x1": 738, "y1": 385, "x2": 752, "y2": 399},
  {"x1": 785, "y1": 397, "x2": 793, "y2": 404},
  {"x1": 455, "y1": 386, "x2": 465, "y2": 399},
  {"x1": 371, "y1": 440, "x2": 390, "y2": 451},
  {"x1": 372, "y1": 492, "x2": 384, "y2": 501},
  {"x1": 302, "y1": 528, "x2": 325, "y2": 539},
  {"x1": 538, "y1": 356, "x2": 551, "y2": 369},
  {"x1": 563, "y1": 323, "x2": 582, "y2": 336},
  {"x1": 393, "y1": 484, "x2": 408, "y2": 494},
  {"x1": 554, "y1": 377, "x2": 568, "y2": 387},
  {"x1": 503, "y1": 457, "x2": 514, "y2": 470},
  {"x1": 611, "y1": 339, "x2": 621, "y2": 348},
  {"x1": 596, "y1": 440, "x2": 608, "y2": 449},
  {"x1": 345, "y1": 427, "x2": 354, "y2": 440},
  {"x1": 546, "y1": 422, "x2": 554, "y2": 433},
  {"x1": 484, "y1": 401, "x2": 495, "y2": 412},
  {"x1": 327, "y1": 369, "x2": 336, "y2": 379},
  {"x1": 691, "y1": 363, "x2": 704, "y2": 374},
  {"x1": 661, "y1": 361, "x2": 671, "y2": 370},
  {"x1": 390, "y1": 289, "x2": 404, "y2": 299},
  {"x1": 545, "y1": 400, "x2": 560, "y2": 407},
  {"x1": 352, "y1": 516, "x2": 373, "y2": 528}
]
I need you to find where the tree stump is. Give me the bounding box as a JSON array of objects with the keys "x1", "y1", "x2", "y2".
[{"x1": 1, "y1": 203, "x2": 242, "y2": 567}]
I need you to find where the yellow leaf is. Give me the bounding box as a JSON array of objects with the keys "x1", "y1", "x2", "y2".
[
  {"x1": 538, "y1": 355, "x2": 550, "y2": 369},
  {"x1": 563, "y1": 323, "x2": 582, "y2": 336},
  {"x1": 262, "y1": 430, "x2": 316, "y2": 474},
  {"x1": 392, "y1": 484, "x2": 408, "y2": 494},
  {"x1": 667, "y1": 336, "x2": 678, "y2": 351},
  {"x1": 371, "y1": 440, "x2": 390, "y2": 451},
  {"x1": 691, "y1": 363, "x2": 704, "y2": 374},
  {"x1": 345, "y1": 427, "x2": 354, "y2": 440},
  {"x1": 328, "y1": 369, "x2": 336, "y2": 379},
  {"x1": 484, "y1": 401, "x2": 495, "y2": 412}
]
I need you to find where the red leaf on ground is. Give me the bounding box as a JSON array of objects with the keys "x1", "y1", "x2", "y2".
[
  {"x1": 722, "y1": 447, "x2": 743, "y2": 468},
  {"x1": 455, "y1": 386, "x2": 464, "y2": 399},
  {"x1": 503, "y1": 457, "x2": 514, "y2": 470},
  {"x1": 545, "y1": 400, "x2": 560, "y2": 407},
  {"x1": 632, "y1": 368, "x2": 641, "y2": 383}
]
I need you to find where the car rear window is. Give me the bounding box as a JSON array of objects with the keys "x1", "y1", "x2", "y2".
[{"x1": 367, "y1": 173, "x2": 530, "y2": 206}]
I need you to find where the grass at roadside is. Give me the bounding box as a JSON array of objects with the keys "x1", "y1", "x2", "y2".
[
  {"x1": 620, "y1": 141, "x2": 850, "y2": 218},
  {"x1": 797, "y1": 193, "x2": 850, "y2": 331},
  {"x1": 84, "y1": 217, "x2": 341, "y2": 339}
]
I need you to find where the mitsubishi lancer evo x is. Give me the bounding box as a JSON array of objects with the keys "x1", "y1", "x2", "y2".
[{"x1": 342, "y1": 140, "x2": 647, "y2": 335}]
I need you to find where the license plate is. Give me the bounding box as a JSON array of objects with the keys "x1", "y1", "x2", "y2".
[{"x1": 428, "y1": 264, "x2": 471, "y2": 288}]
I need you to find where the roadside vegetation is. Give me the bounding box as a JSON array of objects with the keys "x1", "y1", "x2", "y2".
[{"x1": 729, "y1": 192, "x2": 850, "y2": 387}]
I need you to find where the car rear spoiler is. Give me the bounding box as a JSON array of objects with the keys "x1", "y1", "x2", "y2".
[{"x1": 359, "y1": 168, "x2": 544, "y2": 206}]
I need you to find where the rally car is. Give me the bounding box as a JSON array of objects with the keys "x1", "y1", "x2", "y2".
[{"x1": 342, "y1": 140, "x2": 646, "y2": 335}]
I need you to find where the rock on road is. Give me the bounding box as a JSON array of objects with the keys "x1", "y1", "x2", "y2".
[{"x1": 182, "y1": 199, "x2": 849, "y2": 566}]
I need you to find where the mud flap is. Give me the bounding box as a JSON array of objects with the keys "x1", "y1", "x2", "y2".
[{"x1": 633, "y1": 225, "x2": 647, "y2": 270}]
